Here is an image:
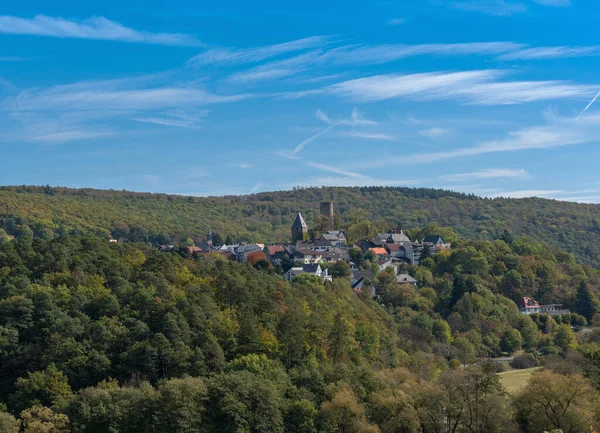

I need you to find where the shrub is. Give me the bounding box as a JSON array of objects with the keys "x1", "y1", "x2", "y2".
[{"x1": 510, "y1": 353, "x2": 538, "y2": 369}]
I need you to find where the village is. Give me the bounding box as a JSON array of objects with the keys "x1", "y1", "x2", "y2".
[{"x1": 156, "y1": 200, "x2": 568, "y2": 314}]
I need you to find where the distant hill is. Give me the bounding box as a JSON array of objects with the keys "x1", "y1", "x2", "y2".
[{"x1": 1, "y1": 185, "x2": 599, "y2": 267}]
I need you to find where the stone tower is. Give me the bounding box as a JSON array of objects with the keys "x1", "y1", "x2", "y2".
[
  {"x1": 291, "y1": 213, "x2": 308, "y2": 243},
  {"x1": 320, "y1": 201, "x2": 334, "y2": 228},
  {"x1": 207, "y1": 227, "x2": 213, "y2": 246}
]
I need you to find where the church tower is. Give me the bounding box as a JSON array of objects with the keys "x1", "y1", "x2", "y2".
[
  {"x1": 207, "y1": 227, "x2": 213, "y2": 246},
  {"x1": 291, "y1": 213, "x2": 308, "y2": 243}
]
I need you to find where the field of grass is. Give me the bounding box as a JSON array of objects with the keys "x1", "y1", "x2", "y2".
[{"x1": 498, "y1": 367, "x2": 541, "y2": 393}]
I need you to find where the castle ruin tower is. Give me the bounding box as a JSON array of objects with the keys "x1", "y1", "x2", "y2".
[
  {"x1": 207, "y1": 227, "x2": 213, "y2": 246},
  {"x1": 292, "y1": 213, "x2": 308, "y2": 243},
  {"x1": 320, "y1": 201, "x2": 334, "y2": 229}
]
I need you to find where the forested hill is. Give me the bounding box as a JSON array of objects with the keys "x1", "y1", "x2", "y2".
[{"x1": 1, "y1": 185, "x2": 600, "y2": 266}]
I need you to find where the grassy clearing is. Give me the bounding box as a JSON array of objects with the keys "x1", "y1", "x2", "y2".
[{"x1": 498, "y1": 367, "x2": 541, "y2": 394}]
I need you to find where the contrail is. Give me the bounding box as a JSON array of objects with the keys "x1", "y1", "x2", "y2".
[
  {"x1": 577, "y1": 89, "x2": 600, "y2": 120},
  {"x1": 291, "y1": 123, "x2": 338, "y2": 157}
]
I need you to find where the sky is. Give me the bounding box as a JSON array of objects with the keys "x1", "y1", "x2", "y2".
[{"x1": 1, "y1": 0, "x2": 600, "y2": 202}]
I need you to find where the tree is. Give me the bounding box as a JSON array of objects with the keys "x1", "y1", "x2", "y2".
[
  {"x1": 575, "y1": 281, "x2": 600, "y2": 322},
  {"x1": 330, "y1": 261, "x2": 351, "y2": 279},
  {"x1": 20, "y1": 406, "x2": 69, "y2": 433},
  {"x1": 247, "y1": 251, "x2": 268, "y2": 267},
  {"x1": 500, "y1": 329, "x2": 522, "y2": 354},
  {"x1": 320, "y1": 383, "x2": 380, "y2": 433},
  {"x1": 553, "y1": 324, "x2": 577, "y2": 353},
  {"x1": 0, "y1": 411, "x2": 20, "y2": 433},
  {"x1": 514, "y1": 371, "x2": 598, "y2": 433},
  {"x1": 9, "y1": 365, "x2": 72, "y2": 414},
  {"x1": 204, "y1": 371, "x2": 284, "y2": 433},
  {"x1": 284, "y1": 399, "x2": 318, "y2": 433}
]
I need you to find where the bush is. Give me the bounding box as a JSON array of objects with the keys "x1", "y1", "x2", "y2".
[{"x1": 510, "y1": 353, "x2": 538, "y2": 369}]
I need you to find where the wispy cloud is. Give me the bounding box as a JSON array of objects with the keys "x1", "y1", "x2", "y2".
[
  {"x1": 387, "y1": 18, "x2": 407, "y2": 25},
  {"x1": 29, "y1": 130, "x2": 113, "y2": 144},
  {"x1": 250, "y1": 183, "x2": 263, "y2": 193},
  {"x1": 0, "y1": 56, "x2": 26, "y2": 62},
  {"x1": 499, "y1": 46, "x2": 600, "y2": 60},
  {"x1": 290, "y1": 124, "x2": 337, "y2": 158},
  {"x1": 226, "y1": 50, "x2": 323, "y2": 83},
  {"x1": 0, "y1": 15, "x2": 203, "y2": 46},
  {"x1": 440, "y1": 168, "x2": 529, "y2": 181},
  {"x1": 307, "y1": 162, "x2": 369, "y2": 178},
  {"x1": 419, "y1": 127, "x2": 453, "y2": 141},
  {"x1": 532, "y1": 0, "x2": 570, "y2": 6},
  {"x1": 232, "y1": 163, "x2": 252, "y2": 169},
  {"x1": 187, "y1": 36, "x2": 329, "y2": 67},
  {"x1": 327, "y1": 70, "x2": 596, "y2": 105},
  {"x1": 295, "y1": 176, "x2": 420, "y2": 188},
  {"x1": 449, "y1": 0, "x2": 527, "y2": 16},
  {"x1": 133, "y1": 109, "x2": 209, "y2": 129},
  {"x1": 317, "y1": 108, "x2": 377, "y2": 126},
  {"x1": 6, "y1": 77, "x2": 250, "y2": 112},
  {"x1": 408, "y1": 112, "x2": 600, "y2": 163},
  {"x1": 339, "y1": 130, "x2": 396, "y2": 141}
]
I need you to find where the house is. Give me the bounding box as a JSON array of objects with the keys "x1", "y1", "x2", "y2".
[
  {"x1": 396, "y1": 274, "x2": 418, "y2": 286},
  {"x1": 236, "y1": 243, "x2": 263, "y2": 263},
  {"x1": 319, "y1": 230, "x2": 347, "y2": 243},
  {"x1": 369, "y1": 247, "x2": 389, "y2": 261},
  {"x1": 351, "y1": 269, "x2": 375, "y2": 296},
  {"x1": 377, "y1": 259, "x2": 397, "y2": 273},
  {"x1": 423, "y1": 235, "x2": 446, "y2": 247},
  {"x1": 264, "y1": 244, "x2": 293, "y2": 266},
  {"x1": 519, "y1": 297, "x2": 570, "y2": 315},
  {"x1": 375, "y1": 229, "x2": 411, "y2": 245},
  {"x1": 294, "y1": 249, "x2": 324, "y2": 264},
  {"x1": 188, "y1": 245, "x2": 202, "y2": 254},
  {"x1": 284, "y1": 263, "x2": 331, "y2": 282}
]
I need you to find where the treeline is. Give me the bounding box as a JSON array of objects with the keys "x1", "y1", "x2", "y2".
[
  {"x1": 0, "y1": 185, "x2": 599, "y2": 266},
  {"x1": 1, "y1": 233, "x2": 600, "y2": 431}
]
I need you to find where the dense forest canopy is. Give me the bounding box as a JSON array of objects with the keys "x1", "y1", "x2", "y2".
[
  {"x1": 1, "y1": 185, "x2": 600, "y2": 267},
  {"x1": 1, "y1": 231, "x2": 600, "y2": 431}
]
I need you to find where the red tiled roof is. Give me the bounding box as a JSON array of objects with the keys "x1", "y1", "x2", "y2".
[
  {"x1": 267, "y1": 245, "x2": 286, "y2": 255},
  {"x1": 369, "y1": 247, "x2": 388, "y2": 255}
]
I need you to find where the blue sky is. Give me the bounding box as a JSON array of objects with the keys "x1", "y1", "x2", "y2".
[{"x1": 1, "y1": 0, "x2": 600, "y2": 201}]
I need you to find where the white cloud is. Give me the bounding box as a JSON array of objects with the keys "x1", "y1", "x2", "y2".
[
  {"x1": 327, "y1": 70, "x2": 596, "y2": 105},
  {"x1": 133, "y1": 109, "x2": 209, "y2": 129},
  {"x1": 295, "y1": 176, "x2": 420, "y2": 188},
  {"x1": 419, "y1": 127, "x2": 453, "y2": 141},
  {"x1": 307, "y1": 162, "x2": 369, "y2": 178},
  {"x1": 499, "y1": 46, "x2": 600, "y2": 60},
  {"x1": 339, "y1": 130, "x2": 396, "y2": 141},
  {"x1": 0, "y1": 15, "x2": 202, "y2": 46},
  {"x1": 250, "y1": 183, "x2": 263, "y2": 193},
  {"x1": 326, "y1": 42, "x2": 522, "y2": 65},
  {"x1": 532, "y1": 0, "x2": 570, "y2": 6},
  {"x1": 233, "y1": 163, "x2": 252, "y2": 169},
  {"x1": 449, "y1": 0, "x2": 527, "y2": 15},
  {"x1": 0, "y1": 56, "x2": 26, "y2": 61},
  {"x1": 439, "y1": 168, "x2": 529, "y2": 181},
  {"x1": 316, "y1": 108, "x2": 377, "y2": 126},
  {"x1": 6, "y1": 77, "x2": 250, "y2": 112},
  {"x1": 291, "y1": 124, "x2": 337, "y2": 157},
  {"x1": 187, "y1": 36, "x2": 329, "y2": 67},
  {"x1": 387, "y1": 18, "x2": 407, "y2": 25},
  {"x1": 226, "y1": 50, "x2": 322, "y2": 83},
  {"x1": 29, "y1": 130, "x2": 113, "y2": 144}
]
